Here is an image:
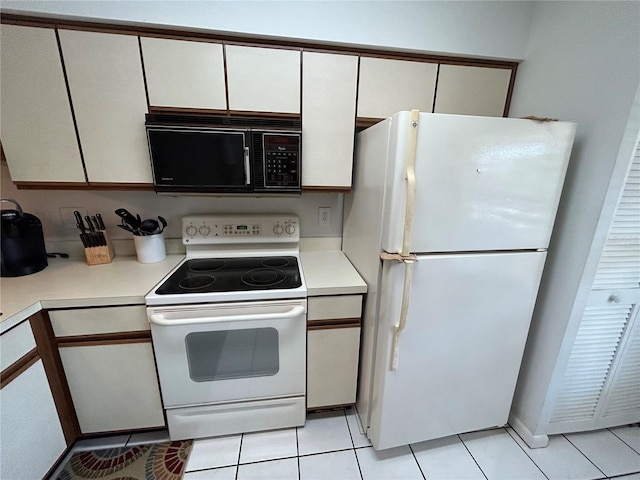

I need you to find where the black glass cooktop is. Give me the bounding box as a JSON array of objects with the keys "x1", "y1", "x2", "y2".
[{"x1": 155, "y1": 256, "x2": 302, "y2": 295}]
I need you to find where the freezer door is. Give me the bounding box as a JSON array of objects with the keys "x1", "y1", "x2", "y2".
[
  {"x1": 382, "y1": 113, "x2": 576, "y2": 253},
  {"x1": 367, "y1": 251, "x2": 546, "y2": 450}
]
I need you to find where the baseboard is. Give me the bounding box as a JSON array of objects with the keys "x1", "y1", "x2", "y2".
[{"x1": 509, "y1": 413, "x2": 549, "y2": 449}]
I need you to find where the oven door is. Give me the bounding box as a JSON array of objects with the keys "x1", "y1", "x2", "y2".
[{"x1": 148, "y1": 299, "x2": 306, "y2": 408}]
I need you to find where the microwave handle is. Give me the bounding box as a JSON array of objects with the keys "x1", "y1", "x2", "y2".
[{"x1": 244, "y1": 147, "x2": 251, "y2": 185}]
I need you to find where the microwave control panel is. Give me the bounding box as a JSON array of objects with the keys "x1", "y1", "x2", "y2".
[{"x1": 263, "y1": 133, "x2": 300, "y2": 188}]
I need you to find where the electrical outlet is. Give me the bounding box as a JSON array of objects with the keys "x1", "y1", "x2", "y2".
[
  {"x1": 318, "y1": 207, "x2": 331, "y2": 226},
  {"x1": 60, "y1": 207, "x2": 86, "y2": 228}
]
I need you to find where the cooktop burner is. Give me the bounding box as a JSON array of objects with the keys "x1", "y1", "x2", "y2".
[{"x1": 155, "y1": 256, "x2": 302, "y2": 295}]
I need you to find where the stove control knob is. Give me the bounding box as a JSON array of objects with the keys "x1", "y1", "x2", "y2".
[
  {"x1": 185, "y1": 225, "x2": 197, "y2": 236},
  {"x1": 273, "y1": 224, "x2": 284, "y2": 235},
  {"x1": 285, "y1": 223, "x2": 296, "y2": 235},
  {"x1": 199, "y1": 225, "x2": 211, "y2": 237}
]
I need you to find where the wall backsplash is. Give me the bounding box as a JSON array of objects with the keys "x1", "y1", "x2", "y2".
[{"x1": 0, "y1": 163, "x2": 343, "y2": 242}]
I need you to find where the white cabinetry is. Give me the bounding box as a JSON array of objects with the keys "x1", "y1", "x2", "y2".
[
  {"x1": 357, "y1": 57, "x2": 438, "y2": 119},
  {"x1": 226, "y1": 45, "x2": 300, "y2": 114},
  {"x1": 50, "y1": 306, "x2": 165, "y2": 434},
  {"x1": 141, "y1": 37, "x2": 227, "y2": 110},
  {"x1": 0, "y1": 321, "x2": 66, "y2": 480},
  {"x1": 0, "y1": 24, "x2": 85, "y2": 183},
  {"x1": 434, "y1": 64, "x2": 512, "y2": 117},
  {"x1": 302, "y1": 52, "x2": 358, "y2": 188},
  {"x1": 307, "y1": 295, "x2": 362, "y2": 409},
  {"x1": 59, "y1": 30, "x2": 152, "y2": 184}
]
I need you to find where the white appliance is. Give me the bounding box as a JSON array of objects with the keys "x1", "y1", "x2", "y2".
[
  {"x1": 342, "y1": 111, "x2": 576, "y2": 450},
  {"x1": 146, "y1": 214, "x2": 307, "y2": 440}
]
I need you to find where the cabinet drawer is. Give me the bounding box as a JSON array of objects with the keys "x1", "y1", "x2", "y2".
[
  {"x1": 1, "y1": 321, "x2": 36, "y2": 370},
  {"x1": 50, "y1": 306, "x2": 149, "y2": 336},
  {"x1": 308, "y1": 295, "x2": 362, "y2": 322}
]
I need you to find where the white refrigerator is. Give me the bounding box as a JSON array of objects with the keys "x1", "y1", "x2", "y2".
[{"x1": 342, "y1": 111, "x2": 576, "y2": 450}]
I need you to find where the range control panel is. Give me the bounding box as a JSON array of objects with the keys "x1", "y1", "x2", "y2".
[{"x1": 182, "y1": 214, "x2": 299, "y2": 245}]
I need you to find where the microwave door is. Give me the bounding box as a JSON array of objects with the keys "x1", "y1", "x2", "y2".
[{"x1": 148, "y1": 129, "x2": 251, "y2": 193}]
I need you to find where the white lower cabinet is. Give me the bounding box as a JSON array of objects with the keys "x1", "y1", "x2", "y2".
[
  {"x1": 0, "y1": 360, "x2": 67, "y2": 480},
  {"x1": 59, "y1": 342, "x2": 165, "y2": 433},
  {"x1": 51, "y1": 306, "x2": 165, "y2": 434},
  {"x1": 307, "y1": 295, "x2": 362, "y2": 409}
]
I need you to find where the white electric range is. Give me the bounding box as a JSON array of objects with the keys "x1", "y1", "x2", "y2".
[{"x1": 145, "y1": 214, "x2": 307, "y2": 440}]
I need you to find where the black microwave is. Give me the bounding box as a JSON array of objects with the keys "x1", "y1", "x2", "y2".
[{"x1": 145, "y1": 115, "x2": 302, "y2": 195}]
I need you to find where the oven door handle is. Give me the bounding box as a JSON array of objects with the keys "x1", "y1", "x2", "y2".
[{"x1": 149, "y1": 305, "x2": 306, "y2": 326}]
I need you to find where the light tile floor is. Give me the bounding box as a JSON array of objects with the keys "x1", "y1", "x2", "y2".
[{"x1": 53, "y1": 409, "x2": 640, "y2": 480}]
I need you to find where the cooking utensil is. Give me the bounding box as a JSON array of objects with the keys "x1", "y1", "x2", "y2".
[
  {"x1": 158, "y1": 216, "x2": 167, "y2": 233},
  {"x1": 115, "y1": 208, "x2": 140, "y2": 229},
  {"x1": 140, "y1": 218, "x2": 160, "y2": 235}
]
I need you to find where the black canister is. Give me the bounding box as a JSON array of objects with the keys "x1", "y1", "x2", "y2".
[{"x1": 1, "y1": 199, "x2": 48, "y2": 277}]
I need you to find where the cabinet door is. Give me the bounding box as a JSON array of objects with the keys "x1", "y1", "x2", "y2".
[
  {"x1": 141, "y1": 37, "x2": 227, "y2": 110},
  {"x1": 302, "y1": 52, "x2": 358, "y2": 188},
  {"x1": 59, "y1": 30, "x2": 152, "y2": 184},
  {"x1": 0, "y1": 25, "x2": 85, "y2": 183},
  {"x1": 59, "y1": 341, "x2": 165, "y2": 433},
  {"x1": 226, "y1": 45, "x2": 300, "y2": 114},
  {"x1": 307, "y1": 295, "x2": 362, "y2": 409},
  {"x1": 434, "y1": 64, "x2": 512, "y2": 117},
  {"x1": 0, "y1": 360, "x2": 67, "y2": 480},
  {"x1": 357, "y1": 57, "x2": 437, "y2": 119}
]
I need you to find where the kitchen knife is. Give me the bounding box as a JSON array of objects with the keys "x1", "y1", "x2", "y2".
[
  {"x1": 96, "y1": 213, "x2": 106, "y2": 231},
  {"x1": 85, "y1": 215, "x2": 95, "y2": 233},
  {"x1": 74, "y1": 211, "x2": 86, "y2": 233}
]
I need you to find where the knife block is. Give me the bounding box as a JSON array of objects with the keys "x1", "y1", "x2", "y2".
[{"x1": 84, "y1": 232, "x2": 115, "y2": 266}]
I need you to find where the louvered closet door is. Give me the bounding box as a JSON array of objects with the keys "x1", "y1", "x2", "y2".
[{"x1": 548, "y1": 141, "x2": 640, "y2": 433}]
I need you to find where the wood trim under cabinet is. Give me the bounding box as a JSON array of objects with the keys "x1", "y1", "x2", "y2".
[
  {"x1": 15, "y1": 181, "x2": 155, "y2": 191},
  {"x1": 307, "y1": 318, "x2": 361, "y2": 330},
  {"x1": 57, "y1": 330, "x2": 152, "y2": 348},
  {"x1": 30, "y1": 311, "x2": 81, "y2": 445},
  {"x1": 302, "y1": 186, "x2": 351, "y2": 193},
  {"x1": 0, "y1": 348, "x2": 39, "y2": 389}
]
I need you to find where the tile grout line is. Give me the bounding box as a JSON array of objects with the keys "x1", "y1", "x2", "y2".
[
  {"x1": 607, "y1": 426, "x2": 640, "y2": 456},
  {"x1": 343, "y1": 408, "x2": 365, "y2": 480},
  {"x1": 561, "y1": 433, "x2": 609, "y2": 479},
  {"x1": 296, "y1": 424, "x2": 301, "y2": 480},
  {"x1": 457, "y1": 433, "x2": 489, "y2": 480},
  {"x1": 235, "y1": 433, "x2": 244, "y2": 480},
  {"x1": 407, "y1": 444, "x2": 427, "y2": 480},
  {"x1": 503, "y1": 427, "x2": 550, "y2": 480}
]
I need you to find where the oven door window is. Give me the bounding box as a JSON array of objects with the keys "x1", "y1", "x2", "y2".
[{"x1": 185, "y1": 328, "x2": 279, "y2": 382}]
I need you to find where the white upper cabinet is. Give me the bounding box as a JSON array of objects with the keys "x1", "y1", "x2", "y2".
[
  {"x1": 141, "y1": 37, "x2": 227, "y2": 110},
  {"x1": 0, "y1": 25, "x2": 85, "y2": 183},
  {"x1": 226, "y1": 45, "x2": 301, "y2": 114},
  {"x1": 302, "y1": 52, "x2": 358, "y2": 188},
  {"x1": 59, "y1": 30, "x2": 152, "y2": 184},
  {"x1": 357, "y1": 57, "x2": 438, "y2": 119},
  {"x1": 434, "y1": 64, "x2": 512, "y2": 117}
]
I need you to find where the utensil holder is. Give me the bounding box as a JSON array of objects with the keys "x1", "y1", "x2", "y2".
[
  {"x1": 84, "y1": 231, "x2": 115, "y2": 266},
  {"x1": 134, "y1": 233, "x2": 166, "y2": 264}
]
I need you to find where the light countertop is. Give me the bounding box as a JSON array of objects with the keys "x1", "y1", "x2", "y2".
[
  {"x1": 300, "y1": 250, "x2": 367, "y2": 296},
  {"x1": 1, "y1": 250, "x2": 366, "y2": 333}
]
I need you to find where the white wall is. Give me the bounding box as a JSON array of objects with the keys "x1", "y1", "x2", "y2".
[
  {"x1": 1, "y1": 0, "x2": 533, "y2": 60},
  {"x1": 508, "y1": 1, "x2": 640, "y2": 428},
  {"x1": 0, "y1": 163, "x2": 344, "y2": 241}
]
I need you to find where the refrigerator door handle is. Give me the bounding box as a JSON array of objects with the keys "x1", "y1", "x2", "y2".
[
  {"x1": 401, "y1": 110, "x2": 420, "y2": 257},
  {"x1": 390, "y1": 259, "x2": 415, "y2": 371}
]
